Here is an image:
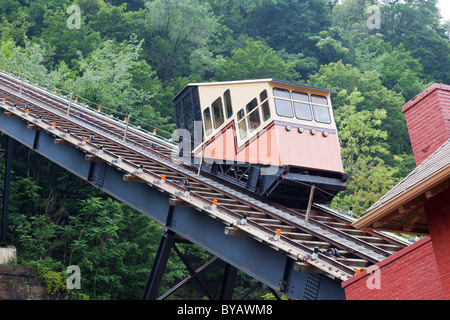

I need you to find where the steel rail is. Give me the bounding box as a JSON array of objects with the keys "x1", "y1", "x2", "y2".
[
  {"x1": 200, "y1": 170, "x2": 403, "y2": 260},
  {"x1": 0, "y1": 76, "x2": 401, "y2": 263},
  {"x1": 0, "y1": 73, "x2": 175, "y2": 156},
  {"x1": 0, "y1": 72, "x2": 406, "y2": 280},
  {"x1": 184, "y1": 170, "x2": 395, "y2": 264},
  {"x1": 0, "y1": 84, "x2": 356, "y2": 280}
]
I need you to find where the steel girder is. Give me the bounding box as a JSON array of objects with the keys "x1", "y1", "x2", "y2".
[
  {"x1": 0, "y1": 135, "x2": 13, "y2": 246},
  {"x1": 0, "y1": 110, "x2": 345, "y2": 300}
]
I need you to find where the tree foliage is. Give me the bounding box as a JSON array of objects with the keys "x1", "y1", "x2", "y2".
[
  {"x1": 380, "y1": 0, "x2": 450, "y2": 83},
  {"x1": 145, "y1": 0, "x2": 218, "y2": 81},
  {"x1": 329, "y1": 89, "x2": 399, "y2": 215},
  {"x1": 213, "y1": 38, "x2": 298, "y2": 81},
  {"x1": 5, "y1": 151, "x2": 161, "y2": 299}
]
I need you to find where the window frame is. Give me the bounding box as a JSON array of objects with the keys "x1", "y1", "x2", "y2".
[
  {"x1": 292, "y1": 91, "x2": 310, "y2": 103},
  {"x1": 293, "y1": 101, "x2": 313, "y2": 121},
  {"x1": 203, "y1": 107, "x2": 213, "y2": 136},
  {"x1": 312, "y1": 105, "x2": 331, "y2": 124},
  {"x1": 237, "y1": 108, "x2": 247, "y2": 139},
  {"x1": 248, "y1": 108, "x2": 261, "y2": 133},
  {"x1": 273, "y1": 88, "x2": 294, "y2": 118},
  {"x1": 212, "y1": 97, "x2": 225, "y2": 129},
  {"x1": 223, "y1": 89, "x2": 233, "y2": 119},
  {"x1": 310, "y1": 94, "x2": 331, "y2": 124},
  {"x1": 311, "y1": 94, "x2": 328, "y2": 106},
  {"x1": 260, "y1": 90, "x2": 271, "y2": 121},
  {"x1": 245, "y1": 98, "x2": 261, "y2": 132},
  {"x1": 292, "y1": 91, "x2": 313, "y2": 121}
]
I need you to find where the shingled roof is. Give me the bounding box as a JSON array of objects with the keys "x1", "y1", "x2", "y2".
[{"x1": 353, "y1": 139, "x2": 450, "y2": 234}]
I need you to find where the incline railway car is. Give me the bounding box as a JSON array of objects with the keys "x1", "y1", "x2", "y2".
[{"x1": 173, "y1": 79, "x2": 348, "y2": 206}]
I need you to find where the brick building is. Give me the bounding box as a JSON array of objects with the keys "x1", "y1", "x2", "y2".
[{"x1": 342, "y1": 83, "x2": 450, "y2": 300}]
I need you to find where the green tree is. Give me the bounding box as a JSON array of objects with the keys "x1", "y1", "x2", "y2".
[
  {"x1": 0, "y1": 40, "x2": 71, "y2": 90},
  {"x1": 352, "y1": 35, "x2": 429, "y2": 101},
  {"x1": 22, "y1": 0, "x2": 72, "y2": 39},
  {"x1": 65, "y1": 38, "x2": 172, "y2": 132},
  {"x1": 443, "y1": 20, "x2": 450, "y2": 39},
  {"x1": 223, "y1": 0, "x2": 333, "y2": 58},
  {"x1": 380, "y1": 0, "x2": 450, "y2": 83},
  {"x1": 0, "y1": 8, "x2": 30, "y2": 46},
  {"x1": 317, "y1": 0, "x2": 430, "y2": 100},
  {"x1": 330, "y1": 0, "x2": 377, "y2": 50},
  {"x1": 66, "y1": 197, "x2": 154, "y2": 299},
  {"x1": 6, "y1": 166, "x2": 161, "y2": 300},
  {"x1": 310, "y1": 27, "x2": 350, "y2": 65},
  {"x1": 144, "y1": 0, "x2": 219, "y2": 81},
  {"x1": 37, "y1": 6, "x2": 102, "y2": 69},
  {"x1": 330, "y1": 89, "x2": 399, "y2": 215},
  {"x1": 81, "y1": 0, "x2": 147, "y2": 43},
  {"x1": 213, "y1": 38, "x2": 299, "y2": 81},
  {"x1": 334, "y1": 89, "x2": 388, "y2": 176},
  {"x1": 104, "y1": 0, "x2": 146, "y2": 11}
]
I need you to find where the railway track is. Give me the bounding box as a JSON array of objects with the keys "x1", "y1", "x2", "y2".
[{"x1": 0, "y1": 71, "x2": 407, "y2": 282}]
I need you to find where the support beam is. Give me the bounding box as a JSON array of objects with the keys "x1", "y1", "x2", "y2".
[
  {"x1": 85, "y1": 154, "x2": 106, "y2": 163},
  {"x1": 3, "y1": 112, "x2": 17, "y2": 118},
  {"x1": 398, "y1": 194, "x2": 427, "y2": 214},
  {"x1": 268, "y1": 287, "x2": 282, "y2": 300},
  {"x1": 123, "y1": 173, "x2": 146, "y2": 183},
  {"x1": 142, "y1": 229, "x2": 176, "y2": 300},
  {"x1": 0, "y1": 136, "x2": 13, "y2": 247},
  {"x1": 172, "y1": 244, "x2": 215, "y2": 300},
  {"x1": 304, "y1": 185, "x2": 315, "y2": 224},
  {"x1": 54, "y1": 138, "x2": 72, "y2": 146},
  {"x1": 402, "y1": 206, "x2": 425, "y2": 232},
  {"x1": 293, "y1": 262, "x2": 325, "y2": 274},
  {"x1": 169, "y1": 198, "x2": 193, "y2": 207},
  {"x1": 279, "y1": 258, "x2": 293, "y2": 293},
  {"x1": 143, "y1": 203, "x2": 176, "y2": 300},
  {"x1": 219, "y1": 263, "x2": 237, "y2": 300},
  {"x1": 157, "y1": 256, "x2": 218, "y2": 300},
  {"x1": 236, "y1": 282, "x2": 261, "y2": 300},
  {"x1": 224, "y1": 226, "x2": 250, "y2": 237},
  {"x1": 425, "y1": 180, "x2": 450, "y2": 199},
  {"x1": 26, "y1": 123, "x2": 44, "y2": 131}
]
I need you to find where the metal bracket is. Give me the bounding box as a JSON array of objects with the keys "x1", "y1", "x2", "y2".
[
  {"x1": 305, "y1": 185, "x2": 316, "y2": 224},
  {"x1": 303, "y1": 272, "x2": 322, "y2": 300}
]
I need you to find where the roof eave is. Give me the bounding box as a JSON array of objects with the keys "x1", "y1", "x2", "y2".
[
  {"x1": 352, "y1": 165, "x2": 450, "y2": 232},
  {"x1": 172, "y1": 79, "x2": 336, "y2": 101}
]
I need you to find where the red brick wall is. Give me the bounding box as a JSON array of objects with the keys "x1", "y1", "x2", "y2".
[
  {"x1": 346, "y1": 83, "x2": 450, "y2": 300},
  {"x1": 439, "y1": 88, "x2": 450, "y2": 135},
  {"x1": 402, "y1": 84, "x2": 450, "y2": 165},
  {"x1": 342, "y1": 236, "x2": 445, "y2": 300},
  {"x1": 425, "y1": 187, "x2": 450, "y2": 300}
]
